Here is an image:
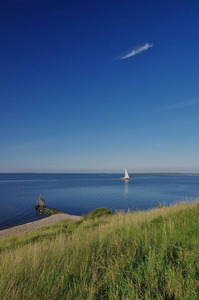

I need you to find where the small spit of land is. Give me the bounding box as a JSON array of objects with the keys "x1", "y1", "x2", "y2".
[
  {"x1": 0, "y1": 202, "x2": 198, "y2": 299},
  {"x1": 0, "y1": 213, "x2": 81, "y2": 237}
]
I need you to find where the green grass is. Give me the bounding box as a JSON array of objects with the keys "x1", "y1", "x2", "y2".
[
  {"x1": 0, "y1": 201, "x2": 199, "y2": 299},
  {"x1": 83, "y1": 207, "x2": 113, "y2": 220}
]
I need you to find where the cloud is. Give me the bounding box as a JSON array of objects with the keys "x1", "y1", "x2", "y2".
[
  {"x1": 120, "y1": 43, "x2": 153, "y2": 60},
  {"x1": 159, "y1": 99, "x2": 199, "y2": 111}
]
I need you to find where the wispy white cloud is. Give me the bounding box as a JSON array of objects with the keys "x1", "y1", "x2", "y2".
[
  {"x1": 120, "y1": 43, "x2": 153, "y2": 60},
  {"x1": 159, "y1": 99, "x2": 199, "y2": 111}
]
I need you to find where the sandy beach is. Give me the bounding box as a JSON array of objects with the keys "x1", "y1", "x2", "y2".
[{"x1": 0, "y1": 213, "x2": 82, "y2": 237}]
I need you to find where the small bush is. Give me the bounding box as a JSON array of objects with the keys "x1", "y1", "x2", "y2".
[
  {"x1": 156, "y1": 204, "x2": 165, "y2": 208},
  {"x1": 84, "y1": 207, "x2": 112, "y2": 220}
]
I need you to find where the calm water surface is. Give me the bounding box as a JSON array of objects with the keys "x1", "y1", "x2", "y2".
[{"x1": 0, "y1": 173, "x2": 199, "y2": 230}]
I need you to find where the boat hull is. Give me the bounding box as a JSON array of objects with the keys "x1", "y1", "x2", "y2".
[{"x1": 119, "y1": 177, "x2": 129, "y2": 181}]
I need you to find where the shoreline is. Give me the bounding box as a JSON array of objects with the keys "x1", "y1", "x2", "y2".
[{"x1": 0, "y1": 213, "x2": 82, "y2": 237}]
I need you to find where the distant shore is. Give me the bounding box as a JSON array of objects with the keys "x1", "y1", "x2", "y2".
[
  {"x1": 0, "y1": 172, "x2": 199, "y2": 174},
  {"x1": 0, "y1": 213, "x2": 82, "y2": 237}
]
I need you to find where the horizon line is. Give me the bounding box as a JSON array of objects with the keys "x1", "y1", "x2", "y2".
[{"x1": 0, "y1": 172, "x2": 198, "y2": 174}]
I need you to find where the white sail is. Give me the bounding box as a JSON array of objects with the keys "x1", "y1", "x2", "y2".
[{"x1": 124, "y1": 168, "x2": 129, "y2": 179}]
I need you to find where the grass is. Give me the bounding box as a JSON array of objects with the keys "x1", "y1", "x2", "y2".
[
  {"x1": 0, "y1": 201, "x2": 199, "y2": 299},
  {"x1": 83, "y1": 207, "x2": 113, "y2": 220}
]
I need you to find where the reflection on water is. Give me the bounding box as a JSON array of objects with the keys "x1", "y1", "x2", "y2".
[
  {"x1": 124, "y1": 181, "x2": 129, "y2": 196},
  {"x1": 35, "y1": 208, "x2": 43, "y2": 219}
]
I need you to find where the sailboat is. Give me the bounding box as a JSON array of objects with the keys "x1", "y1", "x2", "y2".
[{"x1": 119, "y1": 168, "x2": 130, "y2": 181}]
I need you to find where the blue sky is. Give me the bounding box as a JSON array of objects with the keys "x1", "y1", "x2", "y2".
[{"x1": 0, "y1": 0, "x2": 199, "y2": 172}]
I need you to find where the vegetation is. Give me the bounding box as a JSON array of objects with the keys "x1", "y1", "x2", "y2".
[
  {"x1": 36, "y1": 206, "x2": 67, "y2": 215},
  {"x1": 0, "y1": 201, "x2": 198, "y2": 299},
  {"x1": 83, "y1": 207, "x2": 113, "y2": 220}
]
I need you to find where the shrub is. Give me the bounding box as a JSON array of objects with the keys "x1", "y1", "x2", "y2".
[{"x1": 83, "y1": 207, "x2": 112, "y2": 220}]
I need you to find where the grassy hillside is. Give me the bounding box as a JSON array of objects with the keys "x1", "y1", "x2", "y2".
[{"x1": 0, "y1": 201, "x2": 199, "y2": 300}]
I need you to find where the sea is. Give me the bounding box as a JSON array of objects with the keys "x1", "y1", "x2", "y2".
[{"x1": 0, "y1": 173, "x2": 199, "y2": 230}]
